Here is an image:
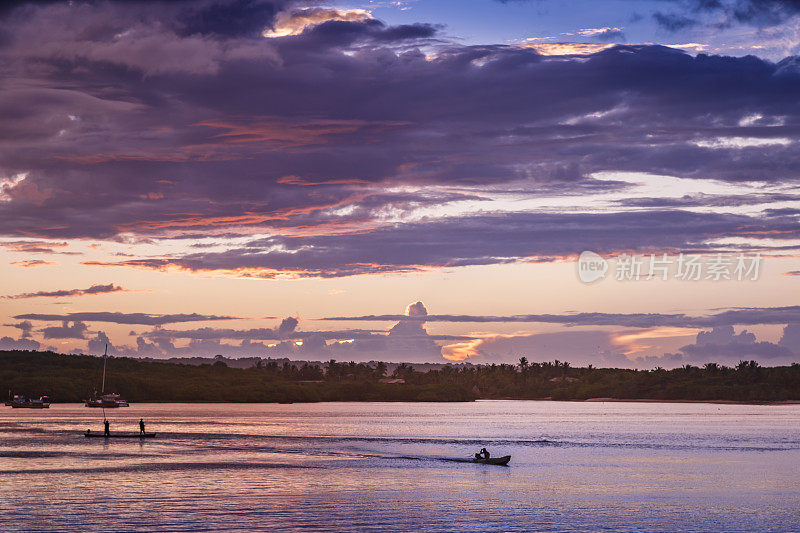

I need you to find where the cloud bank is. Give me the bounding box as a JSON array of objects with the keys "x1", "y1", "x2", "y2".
[
  {"x1": 0, "y1": 1, "x2": 796, "y2": 280},
  {"x1": 5, "y1": 283, "x2": 126, "y2": 299}
]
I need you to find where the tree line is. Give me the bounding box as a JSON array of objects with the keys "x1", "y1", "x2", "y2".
[{"x1": 2, "y1": 350, "x2": 799, "y2": 403}]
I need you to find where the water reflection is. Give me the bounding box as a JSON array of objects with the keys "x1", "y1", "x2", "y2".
[{"x1": 2, "y1": 401, "x2": 799, "y2": 532}]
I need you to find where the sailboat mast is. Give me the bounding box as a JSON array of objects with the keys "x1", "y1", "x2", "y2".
[{"x1": 101, "y1": 344, "x2": 108, "y2": 393}]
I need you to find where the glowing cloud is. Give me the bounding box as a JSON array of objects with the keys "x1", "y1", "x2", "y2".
[
  {"x1": 515, "y1": 43, "x2": 615, "y2": 55},
  {"x1": 694, "y1": 137, "x2": 794, "y2": 149},
  {"x1": 263, "y1": 8, "x2": 373, "y2": 38}
]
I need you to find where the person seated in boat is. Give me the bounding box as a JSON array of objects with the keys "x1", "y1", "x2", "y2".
[
  {"x1": 139, "y1": 418, "x2": 145, "y2": 434},
  {"x1": 475, "y1": 448, "x2": 490, "y2": 459},
  {"x1": 104, "y1": 419, "x2": 110, "y2": 437}
]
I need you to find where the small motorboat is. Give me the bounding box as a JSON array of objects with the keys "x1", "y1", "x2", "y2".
[
  {"x1": 84, "y1": 430, "x2": 156, "y2": 439},
  {"x1": 472, "y1": 455, "x2": 510, "y2": 466}
]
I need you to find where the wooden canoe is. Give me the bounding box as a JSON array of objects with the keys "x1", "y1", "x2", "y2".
[
  {"x1": 472, "y1": 455, "x2": 510, "y2": 466},
  {"x1": 84, "y1": 431, "x2": 156, "y2": 438}
]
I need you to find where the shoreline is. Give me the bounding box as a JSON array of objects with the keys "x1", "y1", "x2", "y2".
[
  {"x1": 477, "y1": 397, "x2": 800, "y2": 405},
  {"x1": 10, "y1": 398, "x2": 800, "y2": 407},
  {"x1": 580, "y1": 398, "x2": 800, "y2": 405},
  {"x1": 5, "y1": 352, "x2": 800, "y2": 406}
]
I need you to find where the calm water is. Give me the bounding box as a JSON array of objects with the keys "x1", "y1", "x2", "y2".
[{"x1": 1, "y1": 401, "x2": 799, "y2": 532}]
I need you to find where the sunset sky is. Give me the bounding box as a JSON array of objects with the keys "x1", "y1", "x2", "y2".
[{"x1": 1, "y1": 0, "x2": 799, "y2": 367}]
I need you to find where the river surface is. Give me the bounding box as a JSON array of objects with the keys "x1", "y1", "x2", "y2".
[{"x1": 1, "y1": 401, "x2": 799, "y2": 532}]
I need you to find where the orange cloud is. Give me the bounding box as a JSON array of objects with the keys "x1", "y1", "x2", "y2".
[
  {"x1": 612, "y1": 327, "x2": 696, "y2": 345},
  {"x1": 56, "y1": 117, "x2": 411, "y2": 166},
  {"x1": 114, "y1": 192, "x2": 369, "y2": 234},
  {"x1": 515, "y1": 43, "x2": 615, "y2": 55},
  {"x1": 10, "y1": 260, "x2": 57, "y2": 267},
  {"x1": 442, "y1": 338, "x2": 484, "y2": 361},
  {"x1": 2, "y1": 240, "x2": 71, "y2": 253},
  {"x1": 81, "y1": 259, "x2": 434, "y2": 280},
  {"x1": 263, "y1": 8, "x2": 372, "y2": 38},
  {"x1": 197, "y1": 118, "x2": 410, "y2": 147},
  {"x1": 277, "y1": 175, "x2": 369, "y2": 186}
]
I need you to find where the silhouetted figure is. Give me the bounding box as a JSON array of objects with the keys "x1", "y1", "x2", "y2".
[
  {"x1": 104, "y1": 419, "x2": 110, "y2": 437},
  {"x1": 139, "y1": 418, "x2": 145, "y2": 434},
  {"x1": 475, "y1": 448, "x2": 490, "y2": 459}
]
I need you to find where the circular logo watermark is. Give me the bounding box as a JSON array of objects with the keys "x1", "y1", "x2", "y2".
[{"x1": 577, "y1": 251, "x2": 608, "y2": 283}]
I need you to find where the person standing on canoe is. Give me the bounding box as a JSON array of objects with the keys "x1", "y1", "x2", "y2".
[
  {"x1": 104, "y1": 419, "x2": 110, "y2": 437},
  {"x1": 139, "y1": 418, "x2": 145, "y2": 434}
]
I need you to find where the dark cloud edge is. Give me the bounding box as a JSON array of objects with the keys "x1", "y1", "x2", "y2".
[{"x1": 321, "y1": 306, "x2": 800, "y2": 329}]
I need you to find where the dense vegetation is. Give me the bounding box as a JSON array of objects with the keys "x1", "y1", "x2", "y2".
[{"x1": 2, "y1": 351, "x2": 800, "y2": 403}]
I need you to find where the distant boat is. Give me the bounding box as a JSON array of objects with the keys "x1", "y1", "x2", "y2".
[
  {"x1": 84, "y1": 345, "x2": 129, "y2": 408},
  {"x1": 472, "y1": 455, "x2": 511, "y2": 466},
  {"x1": 8, "y1": 395, "x2": 51, "y2": 408},
  {"x1": 85, "y1": 393, "x2": 129, "y2": 408}
]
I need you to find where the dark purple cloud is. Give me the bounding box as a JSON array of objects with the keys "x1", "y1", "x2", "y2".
[
  {"x1": 727, "y1": 0, "x2": 800, "y2": 25},
  {"x1": 14, "y1": 311, "x2": 238, "y2": 325},
  {"x1": 504, "y1": 0, "x2": 800, "y2": 28},
  {"x1": 105, "y1": 302, "x2": 456, "y2": 361},
  {"x1": 653, "y1": 12, "x2": 700, "y2": 31},
  {"x1": 324, "y1": 305, "x2": 800, "y2": 329},
  {"x1": 10, "y1": 260, "x2": 57, "y2": 267},
  {"x1": 5, "y1": 283, "x2": 126, "y2": 299},
  {"x1": 0, "y1": 0, "x2": 797, "y2": 249},
  {"x1": 674, "y1": 325, "x2": 797, "y2": 365},
  {"x1": 179, "y1": 0, "x2": 287, "y2": 38},
  {"x1": 5, "y1": 302, "x2": 455, "y2": 361},
  {"x1": 0, "y1": 335, "x2": 40, "y2": 351},
  {"x1": 1, "y1": 240, "x2": 75, "y2": 254},
  {"x1": 299, "y1": 17, "x2": 440, "y2": 46},
  {"x1": 42, "y1": 320, "x2": 88, "y2": 339},
  {"x1": 87, "y1": 331, "x2": 113, "y2": 355},
  {"x1": 91, "y1": 209, "x2": 800, "y2": 277},
  {"x1": 0, "y1": 1, "x2": 797, "y2": 283},
  {"x1": 6, "y1": 320, "x2": 33, "y2": 338},
  {"x1": 649, "y1": 0, "x2": 800, "y2": 31},
  {"x1": 617, "y1": 193, "x2": 800, "y2": 209},
  {"x1": 778, "y1": 323, "x2": 800, "y2": 350},
  {"x1": 277, "y1": 316, "x2": 298, "y2": 335},
  {"x1": 679, "y1": 339, "x2": 792, "y2": 360},
  {"x1": 696, "y1": 324, "x2": 755, "y2": 344},
  {"x1": 444, "y1": 323, "x2": 799, "y2": 368},
  {"x1": 140, "y1": 326, "x2": 464, "y2": 342},
  {"x1": 141, "y1": 326, "x2": 369, "y2": 341}
]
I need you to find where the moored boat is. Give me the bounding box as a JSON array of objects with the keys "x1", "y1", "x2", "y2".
[
  {"x1": 84, "y1": 345, "x2": 129, "y2": 408},
  {"x1": 85, "y1": 393, "x2": 129, "y2": 408},
  {"x1": 8, "y1": 395, "x2": 51, "y2": 408},
  {"x1": 472, "y1": 455, "x2": 511, "y2": 466}
]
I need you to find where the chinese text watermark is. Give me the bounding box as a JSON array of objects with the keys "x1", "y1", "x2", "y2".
[{"x1": 577, "y1": 252, "x2": 762, "y2": 284}]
